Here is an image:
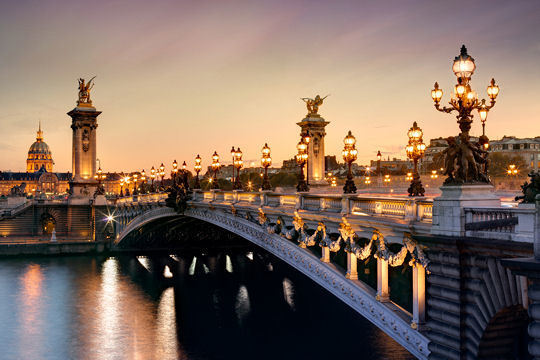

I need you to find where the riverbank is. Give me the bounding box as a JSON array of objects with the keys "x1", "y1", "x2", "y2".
[{"x1": 0, "y1": 239, "x2": 109, "y2": 256}]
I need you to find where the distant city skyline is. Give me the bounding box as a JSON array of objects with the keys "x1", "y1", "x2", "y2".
[{"x1": 1, "y1": 0, "x2": 539, "y2": 172}]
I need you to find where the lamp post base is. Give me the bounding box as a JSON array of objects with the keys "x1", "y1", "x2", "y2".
[
  {"x1": 343, "y1": 172, "x2": 357, "y2": 194},
  {"x1": 296, "y1": 179, "x2": 309, "y2": 193},
  {"x1": 408, "y1": 176, "x2": 425, "y2": 197}
]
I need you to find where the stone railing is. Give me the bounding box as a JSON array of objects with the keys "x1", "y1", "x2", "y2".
[
  {"x1": 464, "y1": 206, "x2": 536, "y2": 242},
  {"x1": 193, "y1": 190, "x2": 433, "y2": 223},
  {"x1": 0, "y1": 199, "x2": 33, "y2": 219},
  {"x1": 115, "y1": 193, "x2": 168, "y2": 205}
]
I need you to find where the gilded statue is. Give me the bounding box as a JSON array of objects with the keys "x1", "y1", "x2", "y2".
[
  {"x1": 301, "y1": 94, "x2": 328, "y2": 116},
  {"x1": 77, "y1": 76, "x2": 96, "y2": 106}
]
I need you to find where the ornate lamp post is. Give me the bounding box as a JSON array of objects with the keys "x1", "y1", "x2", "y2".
[
  {"x1": 507, "y1": 164, "x2": 518, "y2": 176},
  {"x1": 159, "y1": 163, "x2": 165, "y2": 190},
  {"x1": 193, "y1": 155, "x2": 202, "y2": 189},
  {"x1": 233, "y1": 148, "x2": 243, "y2": 190},
  {"x1": 150, "y1": 166, "x2": 156, "y2": 192},
  {"x1": 211, "y1": 151, "x2": 221, "y2": 190},
  {"x1": 181, "y1": 161, "x2": 190, "y2": 190},
  {"x1": 405, "y1": 122, "x2": 427, "y2": 197},
  {"x1": 261, "y1": 143, "x2": 272, "y2": 191},
  {"x1": 94, "y1": 167, "x2": 106, "y2": 195},
  {"x1": 171, "y1": 160, "x2": 178, "y2": 185},
  {"x1": 140, "y1": 169, "x2": 146, "y2": 194},
  {"x1": 119, "y1": 177, "x2": 125, "y2": 197},
  {"x1": 376, "y1": 151, "x2": 382, "y2": 175},
  {"x1": 431, "y1": 45, "x2": 499, "y2": 183},
  {"x1": 124, "y1": 176, "x2": 131, "y2": 196},
  {"x1": 301, "y1": 131, "x2": 311, "y2": 185},
  {"x1": 296, "y1": 138, "x2": 309, "y2": 192},
  {"x1": 342, "y1": 130, "x2": 358, "y2": 194},
  {"x1": 132, "y1": 172, "x2": 139, "y2": 195}
]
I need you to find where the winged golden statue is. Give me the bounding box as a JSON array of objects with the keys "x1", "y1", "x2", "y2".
[
  {"x1": 301, "y1": 94, "x2": 329, "y2": 116},
  {"x1": 77, "y1": 76, "x2": 96, "y2": 106}
]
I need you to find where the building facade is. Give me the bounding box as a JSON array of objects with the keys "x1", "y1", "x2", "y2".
[
  {"x1": 0, "y1": 124, "x2": 71, "y2": 196},
  {"x1": 490, "y1": 136, "x2": 540, "y2": 170}
]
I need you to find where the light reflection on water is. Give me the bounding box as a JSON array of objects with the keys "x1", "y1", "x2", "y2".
[{"x1": 0, "y1": 252, "x2": 414, "y2": 360}]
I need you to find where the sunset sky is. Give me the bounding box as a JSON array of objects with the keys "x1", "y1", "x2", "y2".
[{"x1": 1, "y1": 0, "x2": 539, "y2": 172}]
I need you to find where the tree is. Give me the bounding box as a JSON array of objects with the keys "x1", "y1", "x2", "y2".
[{"x1": 488, "y1": 152, "x2": 528, "y2": 177}]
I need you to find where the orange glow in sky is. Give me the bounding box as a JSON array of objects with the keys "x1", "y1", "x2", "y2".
[{"x1": 1, "y1": 1, "x2": 539, "y2": 172}]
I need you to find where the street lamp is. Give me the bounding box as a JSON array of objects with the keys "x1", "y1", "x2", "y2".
[
  {"x1": 172, "y1": 160, "x2": 178, "y2": 185},
  {"x1": 342, "y1": 130, "x2": 358, "y2": 194},
  {"x1": 120, "y1": 177, "x2": 125, "y2": 197},
  {"x1": 95, "y1": 167, "x2": 106, "y2": 195},
  {"x1": 211, "y1": 151, "x2": 221, "y2": 190},
  {"x1": 233, "y1": 147, "x2": 243, "y2": 190},
  {"x1": 383, "y1": 174, "x2": 391, "y2": 184},
  {"x1": 150, "y1": 166, "x2": 156, "y2": 192},
  {"x1": 261, "y1": 143, "x2": 272, "y2": 191},
  {"x1": 296, "y1": 138, "x2": 309, "y2": 192},
  {"x1": 193, "y1": 155, "x2": 202, "y2": 189},
  {"x1": 140, "y1": 169, "x2": 146, "y2": 194},
  {"x1": 405, "y1": 122, "x2": 426, "y2": 197},
  {"x1": 507, "y1": 164, "x2": 518, "y2": 176},
  {"x1": 364, "y1": 176, "x2": 371, "y2": 185},
  {"x1": 181, "y1": 161, "x2": 189, "y2": 190},
  {"x1": 302, "y1": 131, "x2": 311, "y2": 185},
  {"x1": 124, "y1": 176, "x2": 131, "y2": 196},
  {"x1": 132, "y1": 172, "x2": 139, "y2": 195},
  {"x1": 431, "y1": 170, "x2": 439, "y2": 179},
  {"x1": 431, "y1": 45, "x2": 499, "y2": 183},
  {"x1": 159, "y1": 163, "x2": 165, "y2": 190}
]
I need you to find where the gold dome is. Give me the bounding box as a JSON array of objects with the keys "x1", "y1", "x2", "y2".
[{"x1": 27, "y1": 122, "x2": 54, "y2": 173}]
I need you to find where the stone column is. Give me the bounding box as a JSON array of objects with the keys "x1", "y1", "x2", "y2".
[
  {"x1": 412, "y1": 264, "x2": 426, "y2": 329},
  {"x1": 377, "y1": 257, "x2": 389, "y2": 302},
  {"x1": 67, "y1": 104, "x2": 101, "y2": 203},
  {"x1": 321, "y1": 247, "x2": 330, "y2": 263},
  {"x1": 297, "y1": 115, "x2": 329, "y2": 185},
  {"x1": 346, "y1": 253, "x2": 358, "y2": 280}
]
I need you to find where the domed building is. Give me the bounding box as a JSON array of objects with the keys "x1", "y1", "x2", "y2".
[{"x1": 26, "y1": 123, "x2": 54, "y2": 173}]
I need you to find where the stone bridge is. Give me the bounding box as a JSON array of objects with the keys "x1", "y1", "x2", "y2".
[{"x1": 111, "y1": 189, "x2": 539, "y2": 359}]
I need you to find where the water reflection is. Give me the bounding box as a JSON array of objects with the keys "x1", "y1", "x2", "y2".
[
  {"x1": 0, "y1": 250, "x2": 414, "y2": 360},
  {"x1": 18, "y1": 264, "x2": 45, "y2": 359}
]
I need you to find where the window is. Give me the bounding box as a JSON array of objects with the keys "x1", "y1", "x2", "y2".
[
  {"x1": 524, "y1": 143, "x2": 530, "y2": 149},
  {"x1": 513, "y1": 144, "x2": 520, "y2": 150},
  {"x1": 503, "y1": 144, "x2": 508, "y2": 150}
]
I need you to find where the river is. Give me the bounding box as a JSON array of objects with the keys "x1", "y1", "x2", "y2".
[{"x1": 0, "y1": 247, "x2": 413, "y2": 360}]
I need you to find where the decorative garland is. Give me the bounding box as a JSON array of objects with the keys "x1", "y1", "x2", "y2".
[{"x1": 257, "y1": 209, "x2": 429, "y2": 272}]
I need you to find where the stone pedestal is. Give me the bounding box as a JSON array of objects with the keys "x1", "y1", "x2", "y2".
[
  {"x1": 68, "y1": 105, "x2": 101, "y2": 202},
  {"x1": 431, "y1": 184, "x2": 500, "y2": 237},
  {"x1": 297, "y1": 115, "x2": 329, "y2": 185}
]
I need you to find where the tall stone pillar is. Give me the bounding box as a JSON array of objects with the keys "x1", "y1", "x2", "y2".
[
  {"x1": 68, "y1": 78, "x2": 101, "y2": 203},
  {"x1": 297, "y1": 114, "x2": 329, "y2": 185}
]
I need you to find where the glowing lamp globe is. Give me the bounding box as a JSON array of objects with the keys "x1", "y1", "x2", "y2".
[{"x1": 452, "y1": 45, "x2": 476, "y2": 79}]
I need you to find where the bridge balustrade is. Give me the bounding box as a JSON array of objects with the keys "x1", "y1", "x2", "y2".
[{"x1": 464, "y1": 206, "x2": 535, "y2": 242}]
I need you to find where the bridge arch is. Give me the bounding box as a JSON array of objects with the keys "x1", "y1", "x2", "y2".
[{"x1": 114, "y1": 206, "x2": 430, "y2": 359}]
